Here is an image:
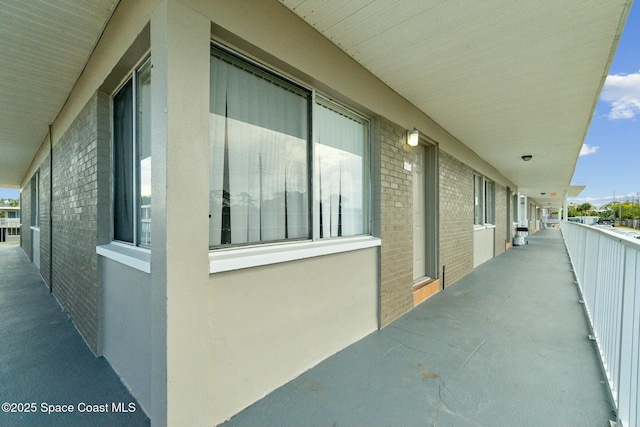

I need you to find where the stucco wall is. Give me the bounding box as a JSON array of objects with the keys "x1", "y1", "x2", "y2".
[
  {"x1": 102, "y1": 257, "x2": 153, "y2": 416},
  {"x1": 209, "y1": 248, "x2": 379, "y2": 424},
  {"x1": 473, "y1": 227, "x2": 495, "y2": 268}
]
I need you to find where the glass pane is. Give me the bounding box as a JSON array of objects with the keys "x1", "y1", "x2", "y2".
[
  {"x1": 474, "y1": 175, "x2": 483, "y2": 225},
  {"x1": 485, "y1": 181, "x2": 494, "y2": 224},
  {"x1": 209, "y1": 52, "x2": 310, "y2": 247},
  {"x1": 113, "y1": 79, "x2": 134, "y2": 243},
  {"x1": 315, "y1": 100, "x2": 366, "y2": 238},
  {"x1": 137, "y1": 61, "x2": 152, "y2": 247},
  {"x1": 31, "y1": 173, "x2": 39, "y2": 227}
]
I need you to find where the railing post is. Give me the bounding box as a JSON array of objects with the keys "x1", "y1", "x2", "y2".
[{"x1": 616, "y1": 244, "x2": 639, "y2": 427}]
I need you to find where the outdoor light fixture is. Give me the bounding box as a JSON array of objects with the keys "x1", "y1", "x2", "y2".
[
  {"x1": 407, "y1": 130, "x2": 419, "y2": 147},
  {"x1": 521, "y1": 155, "x2": 533, "y2": 161}
]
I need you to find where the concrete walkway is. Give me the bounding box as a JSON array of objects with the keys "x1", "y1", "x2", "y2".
[
  {"x1": 222, "y1": 229, "x2": 615, "y2": 427},
  {"x1": 0, "y1": 246, "x2": 149, "y2": 427}
]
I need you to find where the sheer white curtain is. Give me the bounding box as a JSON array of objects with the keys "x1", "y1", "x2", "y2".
[
  {"x1": 314, "y1": 101, "x2": 366, "y2": 238},
  {"x1": 209, "y1": 53, "x2": 309, "y2": 247}
]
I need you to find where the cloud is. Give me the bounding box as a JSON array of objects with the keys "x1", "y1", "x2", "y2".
[
  {"x1": 579, "y1": 144, "x2": 599, "y2": 156},
  {"x1": 600, "y1": 72, "x2": 640, "y2": 119},
  {"x1": 569, "y1": 193, "x2": 639, "y2": 208}
]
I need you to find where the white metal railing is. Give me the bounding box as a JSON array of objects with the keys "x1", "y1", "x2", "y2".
[
  {"x1": 0, "y1": 218, "x2": 20, "y2": 227},
  {"x1": 139, "y1": 205, "x2": 151, "y2": 247},
  {"x1": 140, "y1": 219, "x2": 151, "y2": 247},
  {"x1": 561, "y1": 221, "x2": 640, "y2": 427}
]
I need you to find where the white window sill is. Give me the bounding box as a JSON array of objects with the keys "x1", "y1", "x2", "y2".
[
  {"x1": 209, "y1": 236, "x2": 381, "y2": 274},
  {"x1": 96, "y1": 242, "x2": 151, "y2": 274},
  {"x1": 474, "y1": 224, "x2": 496, "y2": 231}
]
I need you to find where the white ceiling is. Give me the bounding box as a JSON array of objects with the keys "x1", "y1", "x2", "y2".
[
  {"x1": 0, "y1": 0, "x2": 631, "y2": 210},
  {"x1": 0, "y1": 0, "x2": 118, "y2": 188},
  {"x1": 279, "y1": 0, "x2": 631, "y2": 208}
]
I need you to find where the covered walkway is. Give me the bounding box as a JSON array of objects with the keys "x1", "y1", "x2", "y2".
[
  {"x1": 0, "y1": 231, "x2": 616, "y2": 426},
  {"x1": 222, "y1": 229, "x2": 614, "y2": 427},
  {"x1": 0, "y1": 246, "x2": 149, "y2": 427}
]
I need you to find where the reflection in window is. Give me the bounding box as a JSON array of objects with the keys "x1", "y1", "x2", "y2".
[
  {"x1": 209, "y1": 46, "x2": 370, "y2": 249},
  {"x1": 485, "y1": 180, "x2": 495, "y2": 225},
  {"x1": 137, "y1": 63, "x2": 152, "y2": 247},
  {"x1": 113, "y1": 59, "x2": 151, "y2": 247},
  {"x1": 474, "y1": 174, "x2": 483, "y2": 225},
  {"x1": 209, "y1": 50, "x2": 310, "y2": 247},
  {"x1": 315, "y1": 99, "x2": 367, "y2": 238}
]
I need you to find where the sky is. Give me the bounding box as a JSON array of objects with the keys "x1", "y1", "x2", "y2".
[
  {"x1": 1, "y1": 3, "x2": 638, "y2": 205},
  {"x1": 0, "y1": 187, "x2": 18, "y2": 200},
  {"x1": 570, "y1": 2, "x2": 640, "y2": 207}
]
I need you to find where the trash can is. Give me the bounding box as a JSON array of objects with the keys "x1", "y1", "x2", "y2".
[{"x1": 513, "y1": 226, "x2": 529, "y2": 246}]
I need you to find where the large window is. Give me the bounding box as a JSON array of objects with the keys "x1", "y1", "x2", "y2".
[
  {"x1": 209, "y1": 45, "x2": 369, "y2": 249},
  {"x1": 113, "y1": 59, "x2": 151, "y2": 247}
]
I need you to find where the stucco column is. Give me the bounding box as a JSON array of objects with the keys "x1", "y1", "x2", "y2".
[{"x1": 151, "y1": 1, "x2": 210, "y2": 425}]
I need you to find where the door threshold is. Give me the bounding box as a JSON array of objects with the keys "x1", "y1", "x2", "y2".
[{"x1": 413, "y1": 278, "x2": 441, "y2": 306}]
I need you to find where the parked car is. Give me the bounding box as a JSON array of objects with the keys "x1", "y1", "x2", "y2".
[{"x1": 598, "y1": 219, "x2": 614, "y2": 226}]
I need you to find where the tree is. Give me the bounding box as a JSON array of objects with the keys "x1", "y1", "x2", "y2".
[
  {"x1": 0, "y1": 198, "x2": 19, "y2": 207},
  {"x1": 567, "y1": 202, "x2": 598, "y2": 218},
  {"x1": 576, "y1": 203, "x2": 594, "y2": 214},
  {"x1": 601, "y1": 200, "x2": 639, "y2": 220}
]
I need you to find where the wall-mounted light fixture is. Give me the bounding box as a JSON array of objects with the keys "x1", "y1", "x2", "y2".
[
  {"x1": 521, "y1": 155, "x2": 533, "y2": 161},
  {"x1": 407, "y1": 130, "x2": 419, "y2": 147}
]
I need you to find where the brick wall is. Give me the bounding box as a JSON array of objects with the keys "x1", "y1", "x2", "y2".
[
  {"x1": 21, "y1": 181, "x2": 32, "y2": 259},
  {"x1": 50, "y1": 92, "x2": 107, "y2": 355},
  {"x1": 494, "y1": 183, "x2": 507, "y2": 256},
  {"x1": 39, "y1": 154, "x2": 51, "y2": 287},
  {"x1": 439, "y1": 151, "x2": 474, "y2": 287},
  {"x1": 375, "y1": 117, "x2": 414, "y2": 327}
]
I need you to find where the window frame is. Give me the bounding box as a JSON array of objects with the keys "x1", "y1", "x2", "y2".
[
  {"x1": 313, "y1": 95, "x2": 371, "y2": 240},
  {"x1": 31, "y1": 172, "x2": 39, "y2": 228},
  {"x1": 484, "y1": 179, "x2": 495, "y2": 225},
  {"x1": 473, "y1": 174, "x2": 483, "y2": 226},
  {"x1": 209, "y1": 42, "x2": 372, "y2": 250},
  {"x1": 474, "y1": 174, "x2": 495, "y2": 226},
  {"x1": 111, "y1": 57, "x2": 151, "y2": 248}
]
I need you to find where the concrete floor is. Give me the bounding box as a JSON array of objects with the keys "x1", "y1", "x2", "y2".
[
  {"x1": 221, "y1": 229, "x2": 615, "y2": 427},
  {"x1": 0, "y1": 246, "x2": 149, "y2": 427}
]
